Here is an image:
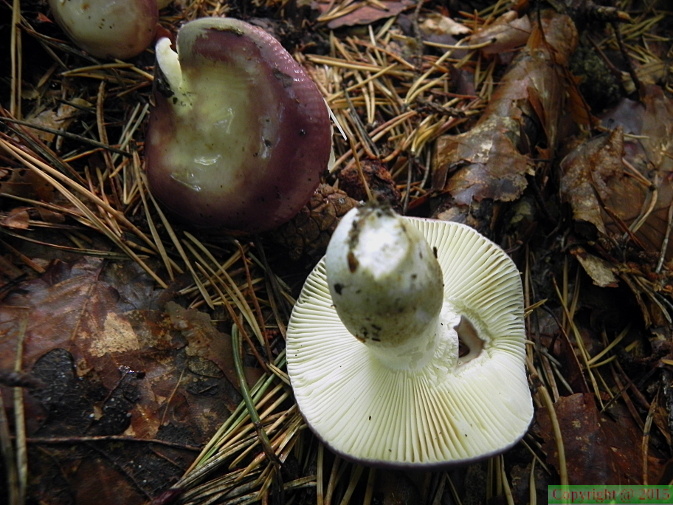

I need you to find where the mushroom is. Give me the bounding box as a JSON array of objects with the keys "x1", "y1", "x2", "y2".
[
  {"x1": 145, "y1": 18, "x2": 332, "y2": 233},
  {"x1": 48, "y1": 0, "x2": 160, "y2": 59},
  {"x1": 286, "y1": 205, "x2": 533, "y2": 467}
]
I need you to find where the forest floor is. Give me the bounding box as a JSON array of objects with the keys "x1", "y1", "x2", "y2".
[{"x1": 1, "y1": 0, "x2": 673, "y2": 504}]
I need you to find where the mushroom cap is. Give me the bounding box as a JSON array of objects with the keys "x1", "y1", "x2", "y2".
[
  {"x1": 145, "y1": 17, "x2": 332, "y2": 233},
  {"x1": 48, "y1": 0, "x2": 158, "y2": 60},
  {"x1": 286, "y1": 216, "x2": 533, "y2": 468}
]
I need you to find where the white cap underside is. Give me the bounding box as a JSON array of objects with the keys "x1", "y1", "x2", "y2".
[{"x1": 286, "y1": 217, "x2": 533, "y2": 466}]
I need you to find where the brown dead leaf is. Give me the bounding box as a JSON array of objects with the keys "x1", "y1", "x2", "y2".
[
  {"x1": 570, "y1": 246, "x2": 619, "y2": 288},
  {"x1": 0, "y1": 165, "x2": 60, "y2": 202},
  {"x1": 434, "y1": 114, "x2": 534, "y2": 206},
  {"x1": 561, "y1": 85, "x2": 673, "y2": 260},
  {"x1": 465, "y1": 11, "x2": 531, "y2": 56},
  {"x1": 1, "y1": 206, "x2": 31, "y2": 229},
  {"x1": 560, "y1": 127, "x2": 624, "y2": 235},
  {"x1": 420, "y1": 12, "x2": 471, "y2": 38},
  {"x1": 24, "y1": 98, "x2": 91, "y2": 145},
  {"x1": 317, "y1": 0, "x2": 414, "y2": 29},
  {"x1": 537, "y1": 393, "x2": 663, "y2": 484},
  {"x1": 71, "y1": 456, "x2": 147, "y2": 505},
  {"x1": 0, "y1": 257, "x2": 242, "y2": 503},
  {"x1": 165, "y1": 300, "x2": 261, "y2": 394},
  {"x1": 601, "y1": 86, "x2": 673, "y2": 259},
  {"x1": 433, "y1": 10, "x2": 578, "y2": 216}
]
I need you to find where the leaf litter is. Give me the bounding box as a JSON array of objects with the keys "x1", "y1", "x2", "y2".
[{"x1": 2, "y1": 0, "x2": 673, "y2": 504}]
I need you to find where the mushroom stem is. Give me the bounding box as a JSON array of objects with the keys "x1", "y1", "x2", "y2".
[
  {"x1": 155, "y1": 38, "x2": 184, "y2": 98},
  {"x1": 325, "y1": 205, "x2": 454, "y2": 370}
]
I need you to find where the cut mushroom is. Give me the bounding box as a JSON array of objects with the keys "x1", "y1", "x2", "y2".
[{"x1": 286, "y1": 205, "x2": 533, "y2": 467}]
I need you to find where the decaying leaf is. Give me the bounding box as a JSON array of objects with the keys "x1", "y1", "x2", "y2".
[
  {"x1": 561, "y1": 85, "x2": 673, "y2": 260},
  {"x1": 560, "y1": 127, "x2": 624, "y2": 235},
  {"x1": 433, "y1": 10, "x2": 578, "y2": 219},
  {"x1": 0, "y1": 257, "x2": 243, "y2": 503},
  {"x1": 24, "y1": 98, "x2": 91, "y2": 145},
  {"x1": 537, "y1": 393, "x2": 664, "y2": 484},
  {"x1": 317, "y1": 0, "x2": 414, "y2": 29},
  {"x1": 570, "y1": 246, "x2": 620, "y2": 288},
  {"x1": 1, "y1": 206, "x2": 31, "y2": 229},
  {"x1": 0, "y1": 164, "x2": 60, "y2": 202},
  {"x1": 465, "y1": 11, "x2": 531, "y2": 56},
  {"x1": 601, "y1": 87, "x2": 673, "y2": 260},
  {"x1": 420, "y1": 12, "x2": 471, "y2": 38}
]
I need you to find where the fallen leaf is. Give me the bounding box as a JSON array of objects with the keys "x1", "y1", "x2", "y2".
[
  {"x1": 465, "y1": 11, "x2": 531, "y2": 56},
  {"x1": 0, "y1": 164, "x2": 60, "y2": 202},
  {"x1": 317, "y1": 0, "x2": 415, "y2": 29},
  {"x1": 0, "y1": 257, "x2": 242, "y2": 503},
  {"x1": 24, "y1": 98, "x2": 91, "y2": 145},
  {"x1": 560, "y1": 127, "x2": 624, "y2": 235},
  {"x1": 420, "y1": 12, "x2": 471, "y2": 38},
  {"x1": 433, "y1": 10, "x2": 578, "y2": 219},
  {"x1": 537, "y1": 393, "x2": 663, "y2": 484},
  {"x1": 570, "y1": 246, "x2": 619, "y2": 288},
  {"x1": 600, "y1": 86, "x2": 673, "y2": 259},
  {"x1": 1, "y1": 206, "x2": 31, "y2": 229},
  {"x1": 561, "y1": 85, "x2": 673, "y2": 260}
]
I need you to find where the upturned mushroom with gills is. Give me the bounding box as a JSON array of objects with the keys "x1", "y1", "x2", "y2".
[
  {"x1": 145, "y1": 17, "x2": 333, "y2": 233},
  {"x1": 286, "y1": 205, "x2": 533, "y2": 467}
]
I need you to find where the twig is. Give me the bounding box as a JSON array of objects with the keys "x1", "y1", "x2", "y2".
[
  {"x1": 10, "y1": 0, "x2": 21, "y2": 118},
  {"x1": 1, "y1": 117, "x2": 131, "y2": 156},
  {"x1": 538, "y1": 384, "x2": 568, "y2": 486},
  {"x1": 24, "y1": 435, "x2": 200, "y2": 451},
  {"x1": 12, "y1": 309, "x2": 28, "y2": 505},
  {"x1": 641, "y1": 390, "x2": 657, "y2": 485},
  {"x1": 610, "y1": 20, "x2": 642, "y2": 97},
  {"x1": 231, "y1": 325, "x2": 281, "y2": 470}
]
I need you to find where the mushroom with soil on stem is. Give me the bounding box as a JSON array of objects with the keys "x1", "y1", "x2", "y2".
[
  {"x1": 145, "y1": 17, "x2": 333, "y2": 233},
  {"x1": 286, "y1": 205, "x2": 533, "y2": 467}
]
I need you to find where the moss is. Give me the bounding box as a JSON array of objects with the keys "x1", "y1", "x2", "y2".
[{"x1": 570, "y1": 40, "x2": 623, "y2": 112}]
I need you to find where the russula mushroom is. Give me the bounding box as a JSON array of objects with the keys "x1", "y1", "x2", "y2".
[
  {"x1": 286, "y1": 205, "x2": 533, "y2": 467},
  {"x1": 145, "y1": 18, "x2": 332, "y2": 233},
  {"x1": 48, "y1": 0, "x2": 160, "y2": 59}
]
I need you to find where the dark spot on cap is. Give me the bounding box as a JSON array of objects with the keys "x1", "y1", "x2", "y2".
[
  {"x1": 334, "y1": 283, "x2": 343, "y2": 295},
  {"x1": 347, "y1": 251, "x2": 359, "y2": 273},
  {"x1": 272, "y1": 68, "x2": 294, "y2": 88}
]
